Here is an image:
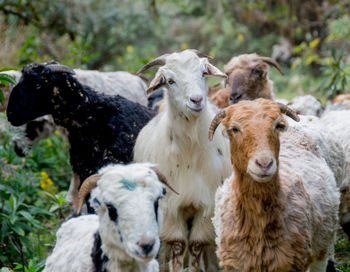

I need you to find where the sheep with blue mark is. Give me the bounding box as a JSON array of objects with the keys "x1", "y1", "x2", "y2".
[
  {"x1": 44, "y1": 163, "x2": 178, "y2": 272},
  {"x1": 6, "y1": 63, "x2": 155, "y2": 213}
]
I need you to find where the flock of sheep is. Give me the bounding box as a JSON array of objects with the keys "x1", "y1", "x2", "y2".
[{"x1": 2, "y1": 49, "x2": 350, "y2": 272}]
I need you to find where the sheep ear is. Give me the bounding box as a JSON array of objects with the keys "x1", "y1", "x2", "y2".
[
  {"x1": 204, "y1": 63, "x2": 227, "y2": 79},
  {"x1": 146, "y1": 73, "x2": 166, "y2": 95}
]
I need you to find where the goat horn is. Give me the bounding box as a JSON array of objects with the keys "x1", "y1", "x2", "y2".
[
  {"x1": 151, "y1": 167, "x2": 179, "y2": 195},
  {"x1": 277, "y1": 103, "x2": 300, "y2": 122},
  {"x1": 76, "y1": 174, "x2": 101, "y2": 215},
  {"x1": 46, "y1": 64, "x2": 76, "y2": 75},
  {"x1": 258, "y1": 57, "x2": 284, "y2": 75},
  {"x1": 137, "y1": 54, "x2": 169, "y2": 74},
  {"x1": 208, "y1": 110, "x2": 226, "y2": 141},
  {"x1": 189, "y1": 49, "x2": 213, "y2": 60}
]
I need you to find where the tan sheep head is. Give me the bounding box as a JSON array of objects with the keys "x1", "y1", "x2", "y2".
[
  {"x1": 223, "y1": 53, "x2": 283, "y2": 105},
  {"x1": 209, "y1": 99, "x2": 299, "y2": 182}
]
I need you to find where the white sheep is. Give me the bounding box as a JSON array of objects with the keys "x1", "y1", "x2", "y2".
[
  {"x1": 44, "y1": 163, "x2": 174, "y2": 272},
  {"x1": 321, "y1": 109, "x2": 350, "y2": 237},
  {"x1": 287, "y1": 95, "x2": 323, "y2": 117},
  {"x1": 134, "y1": 49, "x2": 231, "y2": 271},
  {"x1": 209, "y1": 99, "x2": 340, "y2": 272}
]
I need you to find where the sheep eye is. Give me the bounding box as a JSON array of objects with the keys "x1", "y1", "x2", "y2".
[
  {"x1": 154, "y1": 199, "x2": 160, "y2": 222},
  {"x1": 252, "y1": 68, "x2": 260, "y2": 76},
  {"x1": 162, "y1": 188, "x2": 166, "y2": 196},
  {"x1": 168, "y1": 79, "x2": 175, "y2": 85},
  {"x1": 232, "y1": 127, "x2": 240, "y2": 133},
  {"x1": 275, "y1": 122, "x2": 286, "y2": 131},
  {"x1": 106, "y1": 204, "x2": 118, "y2": 222}
]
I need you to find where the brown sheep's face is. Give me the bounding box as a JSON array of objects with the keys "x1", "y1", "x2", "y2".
[
  {"x1": 228, "y1": 62, "x2": 269, "y2": 105},
  {"x1": 222, "y1": 99, "x2": 287, "y2": 182}
]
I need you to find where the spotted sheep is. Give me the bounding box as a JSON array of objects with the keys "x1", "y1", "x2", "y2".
[
  {"x1": 6, "y1": 63, "x2": 155, "y2": 213},
  {"x1": 44, "y1": 163, "x2": 177, "y2": 272},
  {"x1": 134, "y1": 49, "x2": 232, "y2": 271}
]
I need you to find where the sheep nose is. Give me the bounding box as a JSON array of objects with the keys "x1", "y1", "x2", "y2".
[
  {"x1": 190, "y1": 95, "x2": 203, "y2": 105},
  {"x1": 255, "y1": 158, "x2": 273, "y2": 171},
  {"x1": 137, "y1": 238, "x2": 155, "y2": 255},
  {"x1": 230, "y1": 93, "x2": 242, "y2": 104}
]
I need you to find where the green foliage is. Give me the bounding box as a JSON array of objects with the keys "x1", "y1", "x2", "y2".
[
  {"x1": 0, "y1": 113, "x2": 71, "y2": 269},
  {"x1": 0, "y1": 67, "x2": 16, "y2": 105}
]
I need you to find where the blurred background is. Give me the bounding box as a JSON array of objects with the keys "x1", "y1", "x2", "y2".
[{"x1": 0, "y1": 0, "x2": 349, "y2": 271}]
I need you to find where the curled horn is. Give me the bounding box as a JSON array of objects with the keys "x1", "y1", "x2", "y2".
[
  {"x1": 76, "y1": 174, "x2": 101, "y2": 215},
  {"x1": 208, "y1": 110, "x2": 226, "y2": 141},
  {"x1": 137, "y1": 54, "x2": 169, "y2": 74},
  {"x1": 151, "y1": 167, "x2": 179, "y2": 195},
  {"x1": 46, "y1": 64, "x2": 75, "y2": 75},
  {"x1": 189, "y1": 49, "x2": 213, "y2": 60},
  {"x1": 258, "y1": 57, "x2": 284, "y2": 75},
  {"x1": 277, "y1": 102, "x2": 300, "y2": 122}
]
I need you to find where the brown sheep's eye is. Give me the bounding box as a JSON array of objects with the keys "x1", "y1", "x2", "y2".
[
  {"x1": 275, "y1": 122, "x2": 286, "y2": 131},
  {"x1": 168, "y1": 79, "x2": 175, "y2": 85},
  {"x1": 232, "y1": 127, "x2": 240, "y2": 133}
]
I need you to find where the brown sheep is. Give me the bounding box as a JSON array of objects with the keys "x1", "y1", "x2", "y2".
[
  {"x1": 224, "y1": 53, "x2": 283, "y2": 105},
  {"x1": 209, "y1": 99, "x2": 339, "y2": 272}
]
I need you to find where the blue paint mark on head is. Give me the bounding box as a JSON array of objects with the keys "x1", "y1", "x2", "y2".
[{"x1": 120, "y1": 178, "x2": 137, "y2": 191}]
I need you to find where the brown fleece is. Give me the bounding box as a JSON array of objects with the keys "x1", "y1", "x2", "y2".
[{"x1": 217, "y1": 99, "x2": 316, "y2": 271}]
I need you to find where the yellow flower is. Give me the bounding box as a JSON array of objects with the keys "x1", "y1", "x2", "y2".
[
  {"x1": 54, "y1": 130, "x2": 60, "y2": 135},
  {"x1": 209, "y1": 51, "x2": 216, "y2": 58},
  {"x1": 39, "y1": 172, "x2": 56, "y2": 194},
  {"x1": 117, "y1": 56, "x2": 123, "y2": 63},
  {"x1": 126, "y1": 45, "x2": 134, "y2": 53},
  {"x1": 180, "y1": 42, "x2": 189, "y2": 50},
  {"x1": 309, "y1": 38, "x2": 320, "y2": 49},
  {"x1": 237, "y1": 33, "x2": 244, "y2": 41}
]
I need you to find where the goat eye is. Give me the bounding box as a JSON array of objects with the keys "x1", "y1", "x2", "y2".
[
  {"x1": 106, "y1": 204, "x2": 118, "y2": 222},
  {"x1": 162, "y1": 188, "x2": 166, "y2": 196},
  {"x1": 154, "y1": 199, "x2": 160, "y2": 222},
  {"x1": 252, "y1": 68, "x2": 260, "y2": 76},
  {"x1": 168, "y1": 79, "x2": 175, "y2": 85},
  {"x1": 232, "y1": 127, "x2": 240, "y2": 133},
  {"x1": 275, "y1": 122, "x2": 286, "y2": 131}
]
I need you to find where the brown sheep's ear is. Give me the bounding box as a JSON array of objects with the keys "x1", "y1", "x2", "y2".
[
  {"x1": 204, "y1": 63, "x2": 228, "y2": 79},
  {"x1": 151, "y1": 167, "x2": 179, "y2": 195},
  {"x1": 208, "y1": 110, "x2": 226, "y2": 141},
  {"x1": 146, "y1": 73, "x2": 166, "y2": 95}
]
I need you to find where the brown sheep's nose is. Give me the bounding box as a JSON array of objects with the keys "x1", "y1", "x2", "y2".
[
  {"x1": 255, "y1": 158, "x2": 273, "y2": 171},
  {"x1": 190, "y1": 95, "x2": 203, "y2": 105}
]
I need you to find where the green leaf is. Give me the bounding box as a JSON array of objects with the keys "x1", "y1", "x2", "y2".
[
  {"x1": 0, "y1": 90, "x2": 4, "y2": 105},
  {"x1": 0, "y1": 74, "x2": 17, "y2": 85},
  {"x1": 11, "y1": 225, "x2": 25, "y2": 236},
  {"x1": 0, "y1": 67, "x2": 17, "y2": 72}
]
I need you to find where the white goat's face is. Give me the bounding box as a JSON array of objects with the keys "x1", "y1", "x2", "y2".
[
  {"x1": 147, "y1": 50, "x2": 227, "y2": 116},
  {"x1": 90, "y1": 164, "x2": 166, "y2": 262}
]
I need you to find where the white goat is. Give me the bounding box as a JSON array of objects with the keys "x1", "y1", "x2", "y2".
[
  {"x1": 209, "y1": 99, "x2": 339, "y2": 272},
  {"x1": 321, "y1": 110, "x2": 350, "y2": 237},
  {"x1": 134, "y1": 49, "x2": 231, "y2": 271},
  {"x1": 44, "y1": 163, "x2": 175, "y2": 272}
]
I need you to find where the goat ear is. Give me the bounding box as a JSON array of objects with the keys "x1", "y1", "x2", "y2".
[
  {"x1": 204, "y1": 63, "x2": 227, "y2": 79},
  {"x1": 146, "y1": 73, "x2": 166, "y2": 95}
]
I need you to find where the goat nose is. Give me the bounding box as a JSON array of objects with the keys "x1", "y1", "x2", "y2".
[
  {"x1": 190, "y1": 95, "x2": 203, "y2": 105},
  {"x1": 137, "y1": 238, "x2": 155, "y2": 255},
  {"x1": 230, "y1": 93, "x2": 242, "y2": 104},
  {"x1": 255, "y1": 158, "x2": 273, "y2": 170}
]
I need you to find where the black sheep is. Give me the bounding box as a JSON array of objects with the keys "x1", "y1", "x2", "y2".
[{"x1": 7, "y1": 63, "x2": 155, "y2": 213}]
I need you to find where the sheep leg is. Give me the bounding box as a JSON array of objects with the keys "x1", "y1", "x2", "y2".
[
  {"x1": 202, "y1": 244, "x2": 219, "y2": 272},
  {"x1": 188, "y1": 215, "x2": 217, "y2": 271},
  {"x1": 167, "y1": 240, "x2": 186, "y2": 272},
  {"x1": 160, "y1": 215, "x2": 188, "y2": 272}
]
